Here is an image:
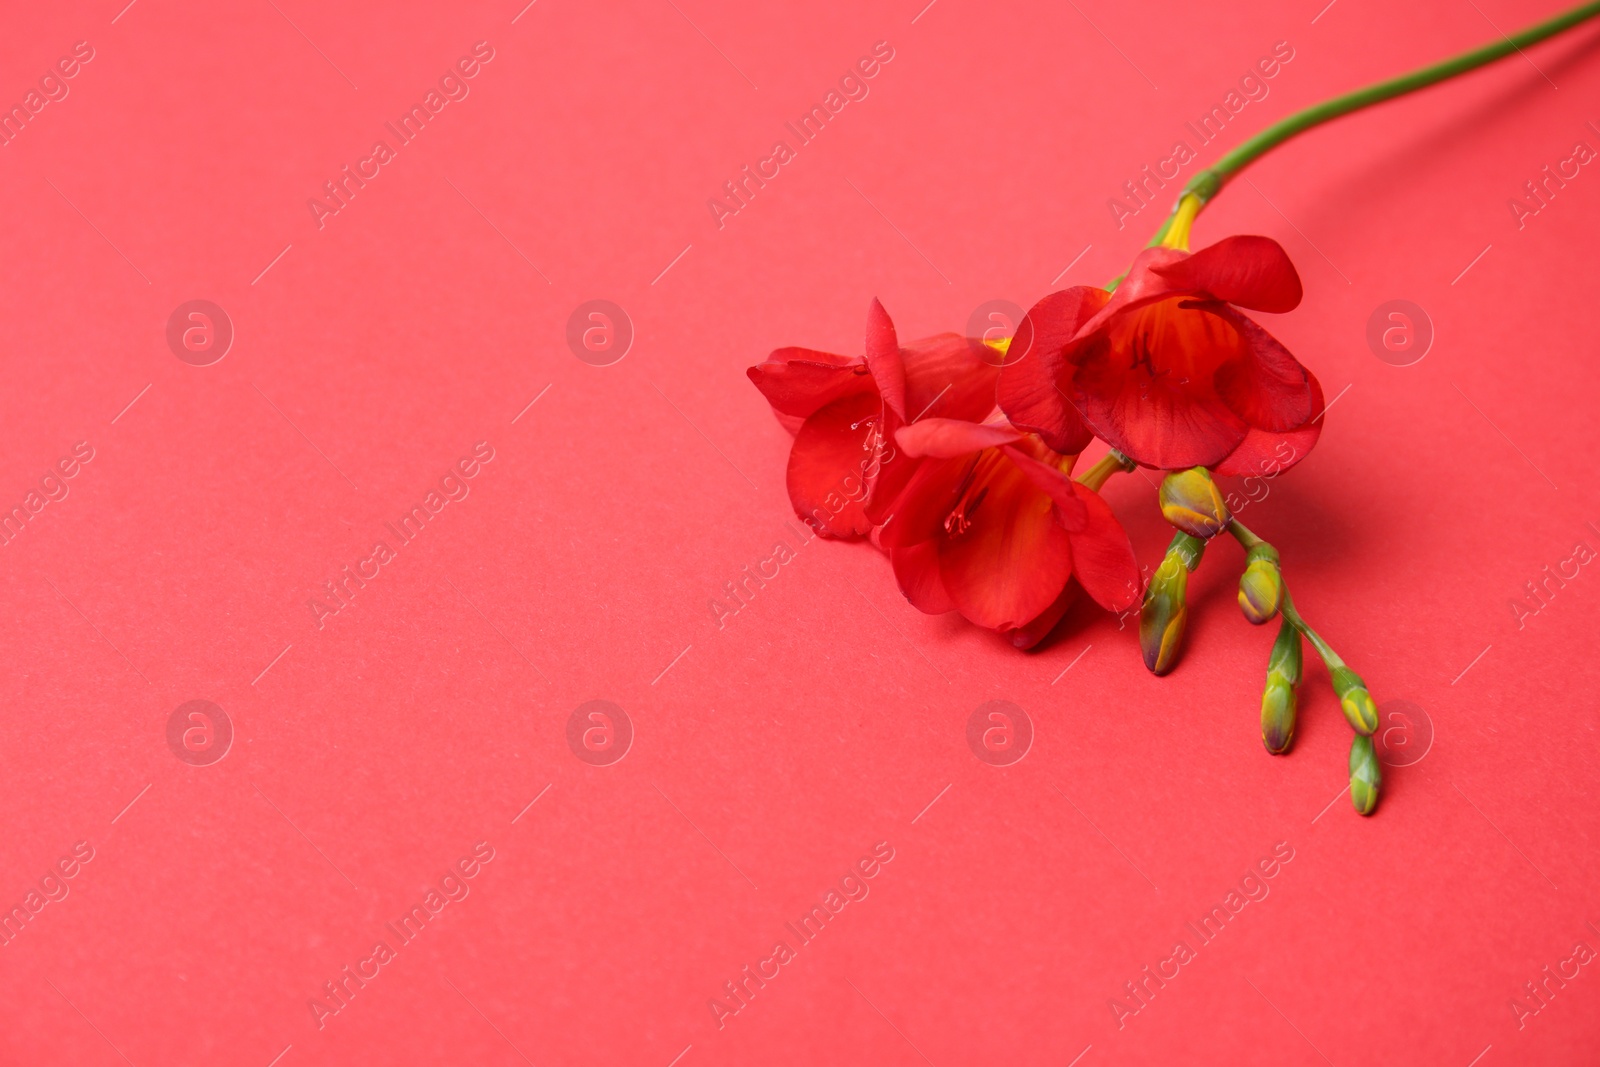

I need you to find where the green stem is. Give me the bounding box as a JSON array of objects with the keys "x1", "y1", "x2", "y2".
[
  {"x1": 1076, "y1": 448, "x2": 1135, "y2": 491},
  {"x1": 1279, "y1": 587, "x2": 1344, "y2": 671},
  {"x1": 1149, "y1": 0, "x2": 1600, "y2": 244},
  {"x1": 1226, "y1": 518, "x2": 1264, "y2": 550}
]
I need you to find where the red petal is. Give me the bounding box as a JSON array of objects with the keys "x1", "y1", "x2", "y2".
[
  {"x1": 1068, "y1": 306, "x2": 1251, "y2": 470},
  {"x1": 996, "y1": 287, "x2": 1106, "y2": 454},
  {"x1": 1214, "y1": 371, "x2": 1325, "y2": 476},
  {"x1": 1076, "y1": 247, "x2": 1188, "y2": 337},
  {"x1": 891, "y1": 542, "x2": 954, "y2": 615},
  {"x1": 785, "y1": 392, "x2": 880, "y2": 539},
  {"x1": 877, "y1": 455, "x2": 971, "y2": 548},
  {"x1": 999, "y1": 445, "x2": 1090, "y2": 532},
  {"x1": 1206, "y1": 303, "x2": 1314, "y2": 433},
  {"x1": 1065, "y1": 483, "x2": 1141, "y2": 612},
  {"x1": 863, "y1": 404, "x2": 913, "y2": 526},
  {"x1": 747, "y1": 349, "x2": 873, "y2": 428},
  {"x1": 936, "y1": 455, "x2": 1074, "y2": 631},
  {"x1": 865, "y1": 299, "x2": 906, "y2": 420},
  {"x1": 1006, "y1": 582, "x2": 1080, "y2": 650},
  {"x1": 897, "y1": 418, "x2": 1024, "y2": 458},
  {"x1": 1151, "y1": 235, "x2": 1303, "y2": 314},
  {"x1": 901, "y1": 333, "x2": 1001, "y2": 425}
]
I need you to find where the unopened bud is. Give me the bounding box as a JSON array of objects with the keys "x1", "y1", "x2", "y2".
[
  {"x1": 1261, "y1": 675, "x2": 1297, "y2": 755},
  {"x1": 1349, "y1": 734, "x2": 1381, "y2": 816},
  {"x1": 1168, "y1": 530, "x2": 1206, "y2": 572},
  {"x1": 1238, "y1": 544, "x2": 1282, "y2": 624},
  {"x1": 1266, "y1": 615, "x2": 1303, "y2": 686},
  {"x1": 1331, "y1": 665, "x2": 1378, "y2": 735},
  {"x1": 1260, "y1": 619, "x2": 1301, "y2": 755},
  {"x1": 1139, "y1": 553, "x2": 1189, "y2": 676},
  {"x1": 1159, "y1": 467, "x2": 1230, "y2": 539}
]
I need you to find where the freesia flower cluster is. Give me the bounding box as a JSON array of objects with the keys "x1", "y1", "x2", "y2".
[
  {"x1": 749, "y1": 199, "x2": 1382, "y2": 816},
  {"x1": 747, "y1": 0, "x2": 1600, "y2": 819}
]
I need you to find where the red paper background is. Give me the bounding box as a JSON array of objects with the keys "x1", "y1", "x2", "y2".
[{"x1": 2, "y1": 0, "x2": 1598, "y2": 1063}]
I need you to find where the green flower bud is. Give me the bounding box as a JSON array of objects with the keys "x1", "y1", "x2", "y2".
[
  {"x1": 1159, "y1": 467, "x2": 1231, "y2": 539},
  {"x1": 1349, "y1": 734, "x2": 1382, "y2": 816},
  {"x1": 1140, "y1": 552, "x2": 1189, "y2": 676},
  {"x1": 1259, "y1": 618, "x2": 1301, "y2": 754},
  {"x1": 1260, "y1": 674, "x2": 1297, "y2": 755},
  {"x1": 1330, "y1": 665, "x2": 1378, "y2": 735},
  {"x1": 1237, "y1": 543, "x2": 1282, "y2": 624},
  {"x1": 1266, "y1": 615, "x2": 1303, "y2": 686},
  {"x1": 1167, "y1": 530, "x2": 1207, "y2": 572}
]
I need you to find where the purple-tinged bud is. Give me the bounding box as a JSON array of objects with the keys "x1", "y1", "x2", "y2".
[
  {"x1": 1139, "y1": 553, "x2": 1189, "y2": 676},
  {"x1": 1159, "y1": 467, "x2": 1230, "y2": 539},
  {"x1": 1260, "y1": 619, "x2": 1301, "y2": 754},
  {"x1": 1261, "y1": 675, "x2": 1297, "y2": 755},
  {"x1": 1238, "y1": 543, "x2": 1282, "y2": 624}
]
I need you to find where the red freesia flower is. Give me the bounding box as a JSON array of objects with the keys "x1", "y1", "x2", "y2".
[
  {"x1": 997, "y1": 236, "x2": 1323, "y2": 472},
  {"x1": 748, "y1": 300, "x2": 999, "y2": 538},
  {"x1": 878, "y1": 417, "x2": 1140, "y2": 647}
]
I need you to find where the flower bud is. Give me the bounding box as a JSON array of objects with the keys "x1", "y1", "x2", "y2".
[
  {"x1": 1167, "y1": 530, "x2": 1206, "y2": 572},
  {"x1": 1237, "y1": 544, "x2": 1282, "y2": 624},
  {"x1": 1259, "y1": 618, "x2": 1301, "y2": 755},
  {"x1": 1159, "y1": 467, "x2": 1230, "y2": 539},
  {"x1": 1139, "y1": 553, "x2": 1189, "y2": 676},
  {"x1": 1330, "y1": 665, "x2": 1378, "y2": 735},
  {"x1": 1260, "y1": 674, "x2": 1297, "y2": 755},
  {"x1": 1349, "y1": 734, "x2": 1381, "y2": 816},
  {"x1": 1266, "y1": 616, "x2": 1303, "y2": 686}
]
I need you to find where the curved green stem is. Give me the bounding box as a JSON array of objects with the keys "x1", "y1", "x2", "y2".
[
  {"x1": 1226, "y1": 518, "x2": 1265, "y2": 551},
  {"x1": 1279, "y1": 587, "x2": 1344, "y2": 671},
  {"x1": 1147, "y1": 0, "x2": 1600, "y2": 245}
]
